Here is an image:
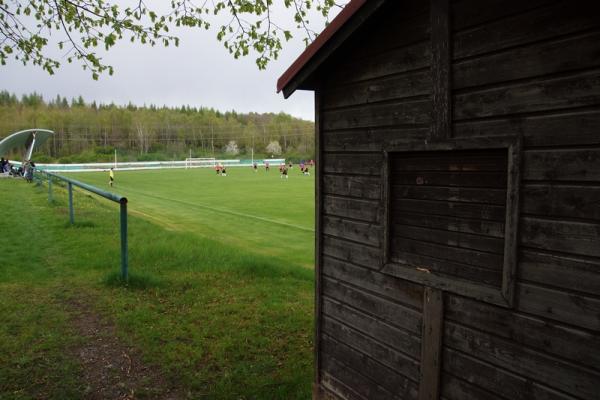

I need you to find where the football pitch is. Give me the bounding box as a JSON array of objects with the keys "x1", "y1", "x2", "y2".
[
  {"x1": 72, "y1": 166, "x2": 315, "y2": 268},
  {"x1": 0, "y1": 167, "x2": 316, "y2": 399}
]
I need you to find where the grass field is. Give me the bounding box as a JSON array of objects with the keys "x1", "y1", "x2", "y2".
[
  {"x1": 72, "y1": 167, "x2": 315, "y2": 268},
  {"x1": 0, "y1": 167, "x2": 315, "y2": 399}
]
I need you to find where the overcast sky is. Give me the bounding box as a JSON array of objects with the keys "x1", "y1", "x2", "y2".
[{"x1": 1, "y1": 4, "x2": 345, "y2": 121}]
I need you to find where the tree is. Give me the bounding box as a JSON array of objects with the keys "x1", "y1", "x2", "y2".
[
  {"x1": 266, "y1": 140, "x2": 282, "y2": 156},
  {"x1": 224, "y1": 140, "x2": 239, "y2": 156},
  {"x1": 0, "y1": 0, "x2": 347, "y2": 79}
]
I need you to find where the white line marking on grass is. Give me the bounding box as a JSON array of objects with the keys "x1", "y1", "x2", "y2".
[{"x1": 124, "y1": 188, "x2": 315, "y2": 233}]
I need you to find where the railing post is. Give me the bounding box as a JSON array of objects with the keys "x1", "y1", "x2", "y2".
[
  {"x1": 48, "y1": 174, "x2": 53, "y2": 203},
  {"x1": 120, "y1": 200, "x2": 128, "y2": 282},
  {"x1": 48, "y1": 171, "x2": 129, "y2": 280},
  {"x1": 68, "y1": 182, "x2": 74, "y2": 224}
]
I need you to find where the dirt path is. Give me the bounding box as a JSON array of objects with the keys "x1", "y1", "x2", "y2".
[{"x1": 66, "y1": 298, "x2": 185, "y2": 400}]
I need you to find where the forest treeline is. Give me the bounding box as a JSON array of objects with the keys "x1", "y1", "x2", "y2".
[{"x1": 0, "y1": 91, "x2": 315, "y2": 163}]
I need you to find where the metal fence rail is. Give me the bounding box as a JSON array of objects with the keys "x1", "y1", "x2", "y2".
[{"x1": 39, "y1": 170, "x2": 129, "y2": 281}]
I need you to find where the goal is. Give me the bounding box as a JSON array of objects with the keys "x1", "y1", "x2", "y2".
[{"x1": 185, "y1": 158, "x2": 216, "y2": 169}]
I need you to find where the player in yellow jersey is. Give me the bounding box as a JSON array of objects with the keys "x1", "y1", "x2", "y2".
[{"x1": 109, "y1": 168, "x2": 114, "y2": 187}]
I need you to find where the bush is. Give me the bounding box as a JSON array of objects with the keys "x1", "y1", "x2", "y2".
[
  {"x1": 31, "y1": 153, "x2": 54, "y2": 163},
  {"x1": 137, "y1": 153, "x2": 168, "y2": 161}
]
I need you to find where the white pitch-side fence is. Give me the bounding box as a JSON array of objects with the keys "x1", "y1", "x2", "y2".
[{"x1": 26, "y1": 159, "x2": 287, "y2": 173}]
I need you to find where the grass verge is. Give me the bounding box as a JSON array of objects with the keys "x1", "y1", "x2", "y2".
[{"x1": 0, "y1": 178, "x2": 314, "y2": 399}]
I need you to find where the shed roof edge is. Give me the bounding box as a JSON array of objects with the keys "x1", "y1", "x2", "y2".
[{"x1": 276, "y1": 0, "x2": 377, "y2": 97}]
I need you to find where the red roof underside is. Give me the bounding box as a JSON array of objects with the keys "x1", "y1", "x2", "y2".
[{"x1": 276, "y1": 0, "x2": 367, "y2": 94}]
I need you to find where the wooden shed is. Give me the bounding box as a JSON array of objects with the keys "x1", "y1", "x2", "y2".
[{"x1": 278, "y1": 0, "x2": 600, "y2": 399}]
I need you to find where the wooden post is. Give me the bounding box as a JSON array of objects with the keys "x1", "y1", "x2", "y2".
[
  {"x1": 313, "y1": 90, "x2": 324, "y2": 399},
  {"x1": 430, "y1": 0, "x2": 451, "y2": 141},
  {"x1": 418, "y1": 287, "x2": 444, "y2": 400},
  {"x1": 502, "y1": 138, "x2": 523, "y2": 307}
]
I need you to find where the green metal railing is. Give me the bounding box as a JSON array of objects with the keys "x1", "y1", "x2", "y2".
[{"x1": 39, "y1": 170, "x2": 129, "y2": 281}]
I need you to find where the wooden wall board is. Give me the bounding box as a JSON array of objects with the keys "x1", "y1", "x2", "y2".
[
  {"x1": 321, "y1": 356, "x2": 396, "y2": 400},
  {"x1": 322, "y1": 174, "x2": 382, "y2": 200},
  {"x1": 322, "y1": 235, "x2": 382, "y2": 270},
  {"x1": 444, "y1": 322, "x2": 599, "y2": 399},
  {"x1": 391, "y1": 223, "x2": 505, "y2": 253},
  {"x1": 322, "y1": 316, "x2": 421, "y2": 381},
  {"x1": 453, "y1": 30, "x2": 600, "y2": 90},
  {"x1": 322, "y1": 98, "x2": 431, "y2": 130},
  {"x1": 517, "y1": 283, "x2": 600, "y2": 331},
  {"x1": 320, "y1": 372, "x2": 368, "y2": 400},
  {"x1": 453, "y1": 108, "x2": 600, "y2": 147},
  {"x1": 322, "y1": 215, "x2": 382, "y2": 247},
  {"x1": 327, "y1": 41, "x2": 431, "y2": 87},
  {"x1": 441, "y1": 373, "x2": 505, "y2": 400},
  {"x1": 522, "y1": 184, "x2": 600, "y2": 221},
  {"x1": 454, "y1": 70, "x2": 600, "y2": 120},
  {"x1": 391, "y1": 198, "x2": 506, "y2": 221},
  {"x1": 520, "y1": 217, "x2": 600, "y2": 258},
  {"x1": 323, "y1": 195, "x2": 381, "y2": 224},
  {"x1": 453, "y1": 0, "x2": 600, "y2": 60},
  {"x1": 523, "y1": 148, "x2": 600, "y2": 182},
  {"x1": 322, "y1": 256, "x2": 423, "y2": 309},
  {"x1": 322, "y1": 70, "x2": 431, "y2": 110},
  {"x1": 322, "y1": 127, "x2": 428, "y2": 153},
  {"x1": 322, "y1": 334, "x2": 419, "y2": 398},
  {"x1": 442, "y1": 348, "x2": 578, "y2": 400},
  {"x1": 322, "y1": 153, "x2": 382, "y2": 176},
  {"x1": 392, "y1": 212, "x2": 505, "y2": 238},
  {"x1": 445, "y1": 294, "x2": 600, "y2": 370},
  {"x1": 392, "y1": 185, "x2": 507, "y2": 205},
  {"x1": 451, "y1": 0, "x2": 552, "y2": 32},
  {"x1": 322, "y1": 297, "x2": 422, "y2": 359},
  {"x1": 322, "y1": 277, "x2": 423, "y2": 334},
  {"x1": 518, "y1": 249, "x2": 600, "y2": 297}
]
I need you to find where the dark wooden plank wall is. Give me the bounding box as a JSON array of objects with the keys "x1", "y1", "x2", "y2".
[
  {"x1": 389, "y1": 149, "x2": 508, "y2": 288},
  {"x1": 316, "y1": 0, "x2": 600, "y2": 399},
  {"x1": 318, "y1": 1, "x2": 430, "y2": 398},
  {"x1": 442, "y1": 0, "x2": 600, "y2": 399}
]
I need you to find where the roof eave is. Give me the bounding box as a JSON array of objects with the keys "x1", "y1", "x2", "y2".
[{"x1": 277, "y1": 0, "x2": 387, "y2": 98}]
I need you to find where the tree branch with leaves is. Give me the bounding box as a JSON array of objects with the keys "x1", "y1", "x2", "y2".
[{"x1": 0, "y1": 0, "x2": 347, "y2": 79}]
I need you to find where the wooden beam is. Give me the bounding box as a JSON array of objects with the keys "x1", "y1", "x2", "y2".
[
  {"x1": 502, "y1": 138, "x2": 522, "y2": 307},
  {"x1": 418, "y1": 287, "x2": 444, "y2": 400},
  {"x1": 313, "y1": 90, "x2": 324, "y2": 399},
  {"x1": 382, "y1": 151, "x2": 390, "y2": 266},
  {"x1": 430, "y1": 0, "x2": 451, "y2": 141}
]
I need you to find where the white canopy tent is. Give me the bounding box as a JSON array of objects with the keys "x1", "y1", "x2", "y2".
[{"x1": 0, "y1": 129, "x2": 54, "y2": 159}]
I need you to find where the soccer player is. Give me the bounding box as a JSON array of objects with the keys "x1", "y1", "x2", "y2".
[
  {"x1": 109, "y1": 168, "x2": 114, "y2": 187},
  {"x1": 253, "y1": 162, "x2": 258, "y2": 172},
  {"x1": 222, "y1": 167, "x2": 227, "y2": 176},
  {"x1": 265, "y1": 161, "x2": 270, "y2": 172},
  {"x1": 281, "y1": 165, "x2": 288, "y2": 179}
]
